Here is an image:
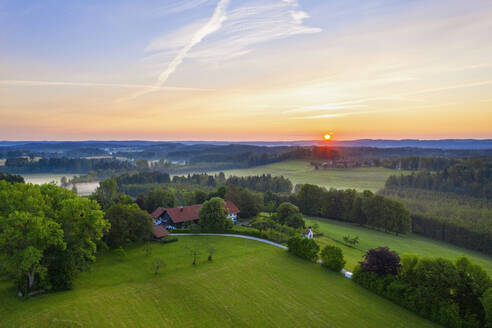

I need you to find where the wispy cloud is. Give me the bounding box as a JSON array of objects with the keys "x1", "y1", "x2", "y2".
[
  {"x1": 146, "y1": 0, "x2": 322, "y2": 65},
  {"x1": 162, "y1": 0, "x2": 214, "y2": 14},
  {"x1": 132, "y1": 0, "x2": 230, "y2": 99},
  {"x1": 0, "y1": 80, "x2": 208, "y2": 91},
  {"x1": 408, "y1": 80, "x2": 492, "y2": 95},
  {"x1": 290, "y1": 103, "x2": 457, "y2": 120}
]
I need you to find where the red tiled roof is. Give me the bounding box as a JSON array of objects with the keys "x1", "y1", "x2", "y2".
[
  {"x1": 225, "y1": 200, "x2": 240, "y2": 215},
  {"x1": 151, "y1": 207, "x2": 165, "y2": 219},
  {"x1": 157, "y1": 201, "x2": 240, "y2": 224},
  {"x1": 153, "y1": 225, "x2": 170, "y2": 238},
  {"x1": 165, "y1": 204, "x2": 202, "y2": 223}
]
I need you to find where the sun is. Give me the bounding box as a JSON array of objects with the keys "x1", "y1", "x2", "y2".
[{"x1": 323, "y1": 133, "x2": 332, "y2": 141}]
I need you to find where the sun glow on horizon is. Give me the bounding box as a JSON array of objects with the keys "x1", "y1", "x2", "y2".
[{"x1": 323, "y1": 133, "x2": 332, "y2": 141}]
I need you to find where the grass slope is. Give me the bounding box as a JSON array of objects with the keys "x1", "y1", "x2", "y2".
[
  {"x1": 217, "y1": 160, "x2": 411, "y2": 192},
  {"x1": 0, "y1": 236, "x2": 439, "y2": 328},
  {"x1": 305, "y1": 216, "x2": 492, "y2": 274}
]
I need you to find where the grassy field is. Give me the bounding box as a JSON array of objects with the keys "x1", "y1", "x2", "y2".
[
  {"x1": 0, "y1": 236, "x2": 439, "y2": 328},
  {"x1": 217, "y1": 160, "x2": 411, "y2": 192},
  {"x1": 305, "y1": 216, "x2": 492, "y2": 274}
]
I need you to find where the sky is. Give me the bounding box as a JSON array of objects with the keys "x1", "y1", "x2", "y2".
[{"x1": 0, "y1": 0, "x2": 491, "y2": 141}]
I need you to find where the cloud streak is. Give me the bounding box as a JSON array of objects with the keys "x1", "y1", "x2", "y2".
[
  {"x1": 132, "y1": 0, "x2": 230, "y2": 99},
  {"x1": 146, "y1": 0, "x2": 322, "y2": 65},
  {"x1": 0, "y1": 80, "x2": 209, "y2": 91}
]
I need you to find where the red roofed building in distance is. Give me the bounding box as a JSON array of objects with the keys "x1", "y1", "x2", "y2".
[
  {"x1": 152, "y1": 201, "x2": 240, "y2": 229},
  {"x1": 152, "y1": 225, "x2": 170, "y2": 239}
]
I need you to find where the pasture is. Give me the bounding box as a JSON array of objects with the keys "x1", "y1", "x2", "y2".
[
  {"x1": 218, "y1": 160, "x2": 411, "y2": 192},
  {"x1": 0, "y1": 236, "x2": 438, "y2": 328},
  {"x1": 305, "y1": 216, "x2": 492, "y2": 274}
]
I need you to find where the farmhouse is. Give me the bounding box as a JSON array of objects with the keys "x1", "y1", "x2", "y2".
[{"x1": 151, "y1": 201, "x2": 240, "y2": 230}]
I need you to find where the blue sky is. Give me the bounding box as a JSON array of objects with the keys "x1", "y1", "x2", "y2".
[{"x1": 0, "y1": 0, "x2": 491, "y2": 140}]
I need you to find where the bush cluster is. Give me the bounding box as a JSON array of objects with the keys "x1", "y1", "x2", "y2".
[
  {"x1": 320, "y1": 245, "x2": 345, "y2": 272},
  {"x1": 287, "y1": 237, "x2": 320, "y2": 262}
]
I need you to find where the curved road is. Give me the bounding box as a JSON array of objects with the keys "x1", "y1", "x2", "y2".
[
  {"x1": 171, "y1": 233, "x2": 288, "y2": 249},
  {"x1": 171, "y1": 233, "x2": 353, "y2": 278}
]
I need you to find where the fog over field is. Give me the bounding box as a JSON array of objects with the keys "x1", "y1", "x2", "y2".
[{"x1": 21, "y1": 174, "x2": 99, "y2": 196}]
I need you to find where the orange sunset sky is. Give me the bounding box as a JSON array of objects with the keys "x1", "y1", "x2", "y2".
[{"x1": 1, "y1": 0, "x2": 491, "y2": 141}]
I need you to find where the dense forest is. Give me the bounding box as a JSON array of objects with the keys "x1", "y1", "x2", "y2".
[
  {"x1": 381, "y1": 159, "x2": 492, "y2": 254},
  {"x1": 380, "y1": 188, "x2": 492, "y2": 254},
  {"x1": 385, "y1": 160, "x2": 492, "y2": 199}
]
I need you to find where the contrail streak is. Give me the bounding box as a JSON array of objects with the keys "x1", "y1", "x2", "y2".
[{"x1": 131, "y1": 0, "x2": 230, "y2": 99}]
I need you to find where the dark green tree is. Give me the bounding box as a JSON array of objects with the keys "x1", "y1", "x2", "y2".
[
  {"x1": 104, "y1": 203, "x2": 153, "y2": 248},
  {"x1": 199, "y1": 197, "x2": 232, "y2": 232},
  {"x1": 321, "y1": 245, "x2": 346, "y2": 272}
]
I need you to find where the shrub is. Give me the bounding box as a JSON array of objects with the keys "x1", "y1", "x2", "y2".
[
  {"x1": 321, "y1": 245, "x2": 346, "y2": 272},
  {"x1": 158, "y1": 236, "x2": 178, "y2": 244},
  {"x1": 360, "y1": 247, "x2": 401, "y2": 275},
  {"x1": 482, "y1": 288, "x2": 492, "y2": 328},
  {"x1": 343, "y1": 234, "x2": 359, "y2": 246},
  {"x1": 114, "y1": 247, "x2": 126, "y2": 261},
  {"x1": 287, "y1": 236, "x2": 319, "y2": 262},
  {"x1": 276, "y1": 202, "x2": 305, "y2": 228}
]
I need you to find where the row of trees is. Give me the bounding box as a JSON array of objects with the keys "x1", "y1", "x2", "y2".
[
  {"x1": 297, "y1": 184, "x2": 411, "y2": 235},
  {"x1": 381, "y1": 156, "x2": 460, "y2": 171},
  {"x1": 3, "y1": 157, "x2": 133, "y2": 173},
  {"x1": 109, "y1": 171, "x2": 293, "y2": 198},
  {"x1": 0, "y1": 172, "x2": 25, "y2": 183},
  {"x1": 412, "y1": 214, "x2": 492, "y2": 255},
  {"x1": 353, "y1": 247, "x2": 492, "y2": 328},
  {"x1": 385, "y1": 160, "x2": 492, "y2": 199}
]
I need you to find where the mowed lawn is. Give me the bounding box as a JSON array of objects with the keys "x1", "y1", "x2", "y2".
[
  {"x1": 218, "y1": 160, "x2": 411, "y2": 192},
  {"x1": 0, "y1": 236, "x2": 439, "y2": 328},
  {"x1": 305, "y1": 217, "x2": 492, "y2": 274}
]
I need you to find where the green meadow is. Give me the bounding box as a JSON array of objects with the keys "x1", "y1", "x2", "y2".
[
  {"x1": 305, "y1": 216, "x2": 492, "y2": 274},
  {"x1": 218, "y1": 160, "x2": 411, "y2": 192},
  {"x1": 0, "y1": 236, "x2": 439, "y2": 328}
]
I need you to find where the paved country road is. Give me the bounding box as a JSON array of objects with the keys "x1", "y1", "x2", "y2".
[
  {"x1": 171, "y1": 233, "x2": 288, "y2": 249},
  {"x1": 171, "y1": 233, "x2": 353, "y2": 278}
]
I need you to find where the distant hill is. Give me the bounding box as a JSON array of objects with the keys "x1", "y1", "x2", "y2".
[{"x1": 1, "y1": 139, "x2": 491, "y2": 150}]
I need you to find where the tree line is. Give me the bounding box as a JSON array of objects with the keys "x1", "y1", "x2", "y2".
[
  {"x1": 296, "y1": 184, "x2": 411, "y2": 235},
  {"x1": 381, "y1": 156, "x2": 460, "y2": 171},
  {"x1": 111, "y1": 171, "x2": 293, "y2": 196},
  {"x1": 3, "y1": 157, "x2": 133, "y2": 173},
  {"x1": 385, "y1": 159, "x2": 492, "y2": 199},
  {"x1": 0, "y1": 172, "x2": 25, "y2": 183}
]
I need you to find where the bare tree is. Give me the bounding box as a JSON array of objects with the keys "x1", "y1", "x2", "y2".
[
  {"x1": 188, "y1": 246, "x2": 201, "y2": 266},
  {"x1": 208, "y1": 246, "x2": 215, "y2": 261},
  {"x1": 144, "y1": 241, "x2": 152, "y2": 257},
  {"x1": 153, "y1": 257, "x2": 164, "y2": 275}
]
